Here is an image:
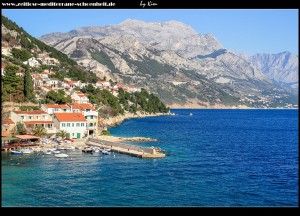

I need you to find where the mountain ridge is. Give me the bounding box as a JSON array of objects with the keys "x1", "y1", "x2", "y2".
[{"x1": 38, "y1": 19, "x2": 298, "y2": 108}]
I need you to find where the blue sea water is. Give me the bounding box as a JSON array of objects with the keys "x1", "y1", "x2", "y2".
[{"x1": 1, "y1": 109, "x2": 298, "y2": 207}]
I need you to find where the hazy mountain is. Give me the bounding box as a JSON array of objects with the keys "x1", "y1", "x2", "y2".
[{"x1": 39, "y1": 19, "x2": 298, "y2": 108}]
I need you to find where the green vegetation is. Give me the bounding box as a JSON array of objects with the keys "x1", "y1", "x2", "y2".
[
  {"x1": 101, "y1": 130, "x2": 110, "y2": 136},
  {"x1": 45, "y1": 90, "x2": 72, "y2": 104},
  {"x1": 11, "y1": 48, "x2": 31, "y2": 62},
  {"x1": 2, "y1": 64, "x2": 24, "y2": 102},
  {"x1": 16, "y1": 122, "x2": 27, "y2": 135},
  {"x1": 90, "y1": 50, "x2": 121, "y2": 74},
  {"x1": 81, "y1": 84, "x2": 169, "y2": 117},
  {"x1": 24, "y1": 64, "x2": 35, "y2": 101},
  {"x1": 122, "y1": 55, "x2": 174, "y2": 78},
  {"x1": 19, "y1": 106, "x2": 39, "y2": 111},
  {"x1": 33, "y1": 125, "x2": 47, "y2": 137},
  {"x1": 57, "y1": 130, "x2": 68, "y2": 140}
]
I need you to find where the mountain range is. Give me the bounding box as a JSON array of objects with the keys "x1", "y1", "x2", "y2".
[
  {"x1": 3, "y1": 17, "x2": 298, "y2": 108},
  {"x1": 40, "y1": 19, "x2": 298, "y2": 108}
]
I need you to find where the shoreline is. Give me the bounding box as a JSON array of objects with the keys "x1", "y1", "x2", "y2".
[{"x1": 99, "y1": 111, "x2": 169, "y2": 128}]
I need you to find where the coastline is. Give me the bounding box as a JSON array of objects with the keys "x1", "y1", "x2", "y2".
[{"x1": 98, "y1": 111, "x2": 168, "y2": 128}]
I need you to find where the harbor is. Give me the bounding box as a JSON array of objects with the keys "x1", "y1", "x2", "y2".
[{"x1": 86, "y1": 138, "x2": 166, "y2": 158}]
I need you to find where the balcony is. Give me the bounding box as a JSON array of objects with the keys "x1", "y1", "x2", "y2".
[{"x1": 83, "y1": 111, "x2": 98, "y2": 117}]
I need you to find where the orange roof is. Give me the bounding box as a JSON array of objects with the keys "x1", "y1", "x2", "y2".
[
  {"x1": 73, "y1": 103, "x2": 95, "y2": 111},
  {"x1": 41, "y1": 71, "x2": 49, "y2": 74},
  {"x1": 3, "y1": 118, "x2": 15, "y2": 124},
  {"x1": 24, "y1": 121, "x2": 54, "y2": 125},
  {"x1": 44, "y1": 104, "x2": 69, "y2": 109},
  {"x1": 54, "y1": 113, "x2": 86, "y2": 122},
  {"x1": 42, "y1": 86, "x2": 53, "y2": 91},
  {"x1": 13, "y1": 110, "x2": 48, "y2": 115},
  {"x1": 1, "y1": 132, "x2": 10, "y2": 137}
]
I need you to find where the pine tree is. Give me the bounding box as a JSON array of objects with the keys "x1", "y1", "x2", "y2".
[{"x1": 24, "y1": 64, "x2": 34, "y2": 101}]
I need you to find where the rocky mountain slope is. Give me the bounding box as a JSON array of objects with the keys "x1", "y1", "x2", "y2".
[
  {"x1": 249, "y1": 52, "x2": 298, "y2": 91},
  {"x1": 40, "y1": 20, "x2": 298, "y2": 108}
]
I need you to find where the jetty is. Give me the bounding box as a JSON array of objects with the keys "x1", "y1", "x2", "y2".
[{"x1": 86, "y1": 138, "x2": 166, "y2": 158}]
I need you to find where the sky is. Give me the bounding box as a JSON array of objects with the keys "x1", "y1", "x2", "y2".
[{"x1": 2, "y1": 9, "x2": 298, "y2": 55}]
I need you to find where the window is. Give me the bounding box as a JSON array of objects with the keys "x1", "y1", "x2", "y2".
[
  {"x1": 72, "y1": 123, "x2": 74, "y2": 127},
  {"x1": 91, "y1": 116, "x2": 93, "y2": 119},
  {"x1": 85, "y1": 116, "x2": 87, "y2": 119},
  {"x1": 81, "y1": 123, "x2": 84, "y2": 127},
  {"x1": 72, "y1": 133, "x2": 74, "y2": 136},
  {"x1": 21, "y1": 116, "x2": 24, "y2": 120},
  {"x1": 76, "y1": 123, "x2": 80, "y2": 127},
  {"x1": 36, "y1": 116, "x2": 39, "y2": 119},
  {"x1": 29, "y1": 116, "x2": 32, "y2": 119},
  {"x1": 94, "y1": 123, "x2": 96, "y2": 126},
  {"x1": 67, "y1": 123, "x2": 70, "y2": 127},
  {"x1": 86, "y1": 109, "x2": 90, "y2": 112},
  {"x1": 89, "y1": 123, "x2": 93, "y2": 127},
  {"x1": 63, "y1": 109, "x2": 67, "y2": 112},
  {"x1": 62, "y1": 123, "x2": 65, "y2": 127},
  {"x1": 55, "y1": 108, "x2": 58, "y2": 111}
]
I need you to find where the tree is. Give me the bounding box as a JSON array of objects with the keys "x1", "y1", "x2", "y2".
[
  {"x1": 33, "y1": 125, "x2": 47, "y2": 138},
  {"x1": 24, "y1": 64, "x2": 34, "y2": 101},
  {"x1": 16, "y1": 122, "x2": 27, "y2": 135},
  {"x1": 57, "y1": 130, "x2": 67, "y2": 140}
]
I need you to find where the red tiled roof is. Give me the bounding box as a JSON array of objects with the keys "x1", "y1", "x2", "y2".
[
  {"x1": 54, "y1": 113, "x2": 86, "y2": 122},
  {"x1": 42, "y1": 86, "x2": 53, "y2": 91},
  {"x1": 24, "y1": 121, "x2": 54, "y2": 125},
  {"x1": 1, "y1": 132, "x2": 10, "y2": 137},
  {"x1": 3, "y1": 118, "x2": 15, "y2": 124},
  {"x1": 73, "y1": 103, "x2": 95, "y2": 111},
  {"x1": 13, "y1": 110, "x2": 48, "y2": 115}
]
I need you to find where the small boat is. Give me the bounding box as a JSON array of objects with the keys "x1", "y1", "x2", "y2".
[
  {"x1": 45, "y1": 151, "x2": 52, "y2": 155},
  {"x1": 11, "y1": 150, "x2": 23, "y2": 155},
  {"x1": 55, "y1": 153, "x2": 68, "y2": 158},
  {"x1": 53, "y1": 150, "x2": 61, "y2": 154},
  {"x1": 22, "y1": 148, "x2": 33, "y2": 154},
  {"x1": 189, "y1": 113, "x2": 193, "y2": 116},
  {"x1": 102, "y1": 150, "x2": 110, "y2": 155}
]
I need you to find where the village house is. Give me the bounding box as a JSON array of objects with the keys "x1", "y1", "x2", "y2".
[
  {"x1": 53, "y1": 112, "x2": 87, "y2": 139},
  {"x1": 95, "y1": 80, "x2": 111, "y2": 89},
  {"x1": 71, "y1": 91, "x2": 89, "y2": 104},
  {"x1": 2, "y1": 118, "x2": 15, "y2": 135},
  {"x1": 41, "y1": 104, "x2": 71, "y2": 116},
  {"x1": 10, "y1": 110, "x2": 57, "y2": 138},
  {"x1": 70, "y1": 103, "x2": 98, "y2": 136}
]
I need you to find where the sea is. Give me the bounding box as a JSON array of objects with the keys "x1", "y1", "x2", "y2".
[{"x1": 1, "y1": 109, "x2": 298, "y2": 207}]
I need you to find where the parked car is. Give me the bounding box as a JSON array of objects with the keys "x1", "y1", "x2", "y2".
[{"x1": 64, "y1": 138, "x2": 74, "y2": 142}]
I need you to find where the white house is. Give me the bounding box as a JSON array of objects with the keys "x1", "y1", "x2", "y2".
[
  {"x1": 53, "y1": 112, "x2": 87, "y2": 139},
  {"x1": 95, "y1": 80, "x2": 111, "y2": 89},
  {"x1": 71, "y1": 91, "x2": 89, "y2": 104},
  {"x1": 41, "y1": 104, "x2": 71, "y2": 115}
]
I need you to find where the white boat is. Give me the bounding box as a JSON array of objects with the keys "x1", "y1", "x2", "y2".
[
  {"x1": 189, "y1": 113, "x2": 193, "y2": 116},
  {"x1": 55, "y1": 153, "x2": 68, "y2": 158},
  {"x1": 45, "y1": 151, "x2": 52, "y2": 155},
  {"x1": 22, "y1": 148, "x2": 33, "y2": 154},
  {"x1": 11, "y1": 150, "x2": 23, "y2": 155},
  {"x1": 65, "y1": 146, "x2": 75, "y2": 150},
  {"x1": 102, "y1": 150, "x2": 110, "y2": 155},
  {"x1": 53, "y1": 150, "x2": 61, "y2": 154}
]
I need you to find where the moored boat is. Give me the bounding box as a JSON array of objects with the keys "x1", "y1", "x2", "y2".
[
  {"x1": 11, "y1": 150, "x2": 23, "y2": 155},
  {"x1": 55, "y1": 153, "x2": 68, "y2": 158}
]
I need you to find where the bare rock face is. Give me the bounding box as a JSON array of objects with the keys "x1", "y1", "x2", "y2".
[
  {"x1": 39, "y1": 20, "x2": 298, "y2": 108},
  {"x1": 249, "y1": 52, "x2": 298, "y2": 90}
]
